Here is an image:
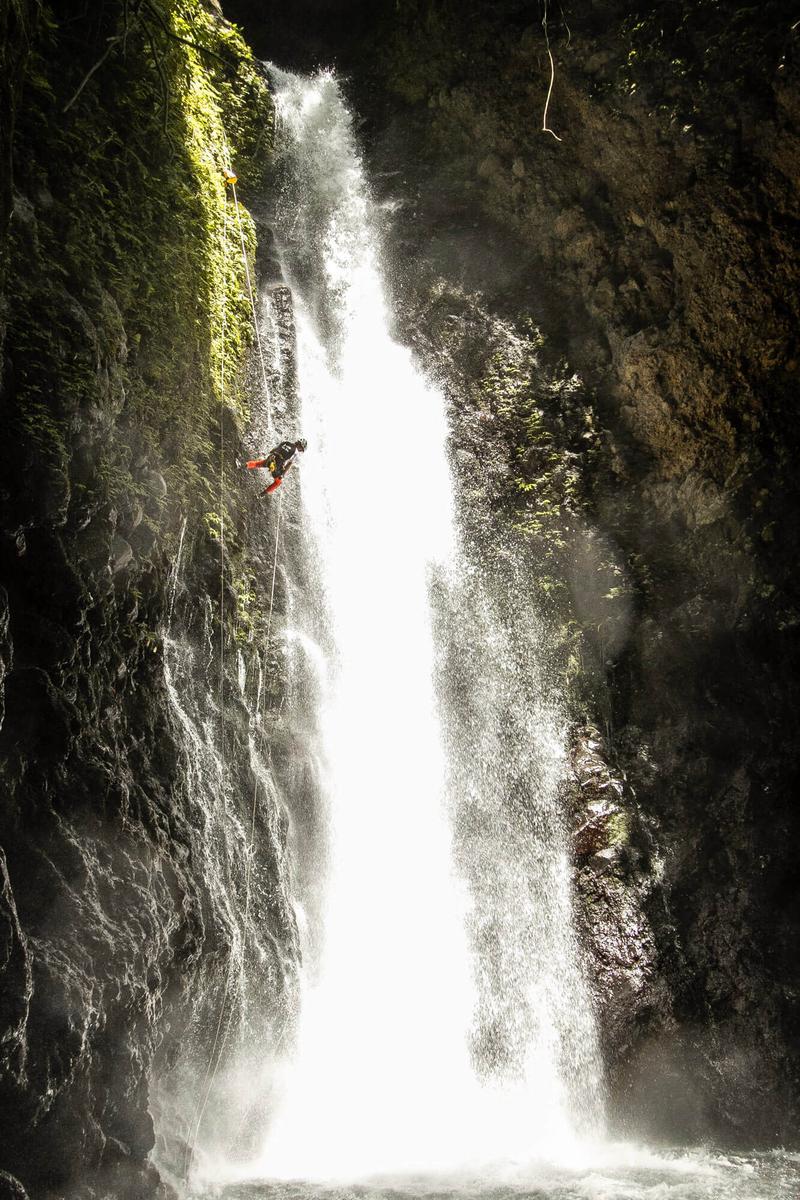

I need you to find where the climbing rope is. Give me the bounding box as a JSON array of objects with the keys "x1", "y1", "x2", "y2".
[
  {"x1": 229, "y1": 170, "x2": 273, "y2": 434},
  {"x1": 265, "y1": 491, "x2": 283, "y2": 651},
  {"x1": 242, "y1": 488, "x2": 282, "y2": 946},
  {"x1": 183, "y1": 152, "x2": 284, "y2": 1183},
  {"x1": 182, "y1": 164, "x2": 234, "y2": 1184}
]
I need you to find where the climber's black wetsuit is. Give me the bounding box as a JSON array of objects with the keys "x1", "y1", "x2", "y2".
[
  {"x1": 268, "y1": 441, "x2": 302, "y2": 476},
  {"x1": 246, "y1": 439, "x2": 307, "y2": 494}
]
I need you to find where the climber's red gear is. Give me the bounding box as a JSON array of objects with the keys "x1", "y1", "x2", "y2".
[{"x1": 247, "y1": 440, "x2": 306, "y2": 497}]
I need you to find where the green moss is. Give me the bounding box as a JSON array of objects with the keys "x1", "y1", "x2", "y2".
[
  {"x1": 232, "y1": 568, "x2": 260, "y2": 644},
  {"x1": 381, "y1": 2, "x2": 456, "y2": 103},
  {"x1": 5, "y1": 0, "x2": 272, "y2": 556},
  {"x1": 19, "y1": 400, "x2": 69, "y2": 473},
  {"x1": 464, "y1": 310, "x2": 641, "y2": 714},
  {"x1": 605, "y1": 810, "x2": 631, "y2": 847},
  {"x1": 475, "y1": 318, "x2": 600, "y2": 607},
  {"x1": 617, "y1": 0, "x2": 791, "y2": 134}
]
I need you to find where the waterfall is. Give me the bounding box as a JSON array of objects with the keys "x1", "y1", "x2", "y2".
[
  {"x1": 256, "y1": 66, "x2": 474, "y2": 1178},
  {"x1": 246, "y1": 65, "x2": 608, "y2": 1177},
  {"x1": 246, "y1": 67, "x2": 605, "y2": 1180}
]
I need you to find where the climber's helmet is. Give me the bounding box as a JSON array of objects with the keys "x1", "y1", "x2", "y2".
[{"x1": 296, "y1": 439, "x2": 308, "y2": 453}]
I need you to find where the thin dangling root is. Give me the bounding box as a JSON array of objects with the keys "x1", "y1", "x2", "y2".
[{"x1": 541, "y1": 0, "x2": 563, "y2": 142}]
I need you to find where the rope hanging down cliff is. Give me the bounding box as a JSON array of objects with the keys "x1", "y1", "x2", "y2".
[
  {"x1": 229, "y1": 167, "x2": 274, "y2": 433},
  {"x1": 183, "y1": 159, "x2": 283, "y2": 1183}
]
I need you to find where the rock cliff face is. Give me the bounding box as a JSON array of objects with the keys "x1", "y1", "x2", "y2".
[
  {"x1": 353, "y1": 0, "x2": 800, "y2": 1145},
  {"x1": 0, "y1": 3, "x2": 299, "y2": 1195}
]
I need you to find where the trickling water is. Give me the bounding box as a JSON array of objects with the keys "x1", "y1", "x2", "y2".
[
  {"x1": 152, "y1": 531, "x2": 300, "y2": 1186},
  {"x1": 220, "y1": 67, "x2": 606, "y2": 1183}
]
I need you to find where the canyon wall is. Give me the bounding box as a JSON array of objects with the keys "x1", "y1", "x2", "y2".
[
  {"x1": 355, "y1": 0, "x2": 800, "y2": 1144},
  {"x1": 0, "y1": 3, "x2": 299, "y2": 1195},
  {"x1": 224, "y1": 0, "x2": 800, "y2": 1144}
]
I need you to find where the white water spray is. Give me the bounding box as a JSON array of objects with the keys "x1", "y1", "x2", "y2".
[{"x1": 248, "y1": 68, "x2": 604, "y2": 1180}]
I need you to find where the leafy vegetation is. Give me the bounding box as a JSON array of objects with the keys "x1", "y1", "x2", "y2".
[
  {"x1": 614, "y1": 0, "x2": 795, "y2": 134},
  {"x1": 464, "y1": 313, "x2": 637, "y2": 711}
]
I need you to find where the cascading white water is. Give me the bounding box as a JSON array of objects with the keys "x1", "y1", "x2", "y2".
[{"x1": 250, "y1": 67, "x2": 605, "y2": 1181}]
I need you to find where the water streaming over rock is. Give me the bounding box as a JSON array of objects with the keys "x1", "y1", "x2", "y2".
[
  {"x1": 235, "y1": 67, "x2": 606, "y2": 1181},
  {"x1": 151, "y1": 525, "x2": 299, "y2": 1186}
]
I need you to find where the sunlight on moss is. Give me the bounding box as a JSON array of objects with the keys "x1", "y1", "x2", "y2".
[{"x1": 7, "y1": 0, "x2": 274, "y2": 569}]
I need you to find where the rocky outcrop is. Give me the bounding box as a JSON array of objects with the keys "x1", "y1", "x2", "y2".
[{"x1": 563, "y1": 728, "x2": 675, "y2": 1100}]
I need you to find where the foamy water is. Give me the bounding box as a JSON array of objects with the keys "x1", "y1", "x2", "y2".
[{"x1": 217, "y1": 1146, "x2": 800, "y2": 1200}]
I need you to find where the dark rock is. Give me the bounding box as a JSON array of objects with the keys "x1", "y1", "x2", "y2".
[
  {"x1": 339, "y1": 0, "x2": 800, "y2": 1142},
  {"x1": 0, "y1": 849, "x2": 32, "y2": 1100},
  {"x1": 0, "y1": 1172, "x2": 29, "y2": 1200},
  {"x1": 0, "y1": 587, "x2": 10, "y2": 731},
  {"x1": 0, "y1": 4, "x2": 293, "y2": 1196},
  {"x1": 129, "y1": 522, "x2": 157, "y2": 559},
  {"x1": 262, "y1": 257, "x2": 285, "y2": 282},
  {"x1": 111, "y1": 535, "x2": 133, "y2": 574},
  {"x1": 144, "y1": 472, "x2": 167, "y2": 501},
  {"x1": 125, "y1": 503, "x2": 144, "y2": 532}
]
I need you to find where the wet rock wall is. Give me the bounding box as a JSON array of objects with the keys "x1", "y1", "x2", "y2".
[
  {"x1": 336, "y1": 0, "x2": 800, "y2": 1147},
  {"x1": 0, "y1": 3, "x2": 299, "y2": 1195}
]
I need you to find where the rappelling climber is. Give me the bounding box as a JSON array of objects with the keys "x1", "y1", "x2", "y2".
[{"x1": 246, "y1": 439, "x2": 307, "y2": 495}]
